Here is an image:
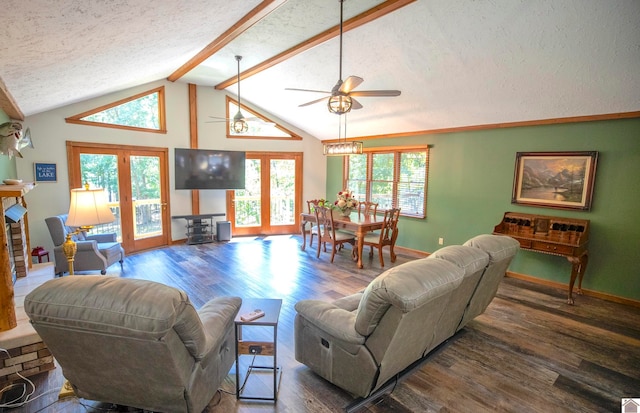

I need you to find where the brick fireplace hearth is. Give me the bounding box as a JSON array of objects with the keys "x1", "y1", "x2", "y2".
[{"x1": 0, "y1": 263, "x2": 56, "y2": 385}]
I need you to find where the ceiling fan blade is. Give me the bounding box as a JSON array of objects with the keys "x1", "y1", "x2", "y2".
[
  {"x1": 339, "y1": 76, "x2": 364, "y2": 94},
  {"x1": 299, "y1": 96, "x2": 330, "y2": 107},
  {"x1": 350, "y1": 98, "x2": 363, "y2": 110},
  {"x1": 285, "y1": 87, "x2": 331, "y2": 94},
  {"x1": 349, "y1": 90, "x2": 402, "y2": 97},
  {"x1": 206, "y1": 116, "x2": 232, "y2": 123},
  {"x1": 245, "y1": 117, "x2": 275, "y2": 126}
]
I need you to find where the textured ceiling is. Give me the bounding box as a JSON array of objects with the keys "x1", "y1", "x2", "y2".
[
  {"x1": 0, "y1": 0, "x2": 262, "y2": 115},
  {"x1": 1, "y1": 0, "x2": 639, "y2": 140}
]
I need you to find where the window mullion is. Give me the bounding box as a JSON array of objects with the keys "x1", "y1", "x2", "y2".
[
  {"x1": 393, "y1": 152, "x2": 400, "y2": 209},
  {"x1": 366, "y1": 153, "x2": 372, "y2": 203}
]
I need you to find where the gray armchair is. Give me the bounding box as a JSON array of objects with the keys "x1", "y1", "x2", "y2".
[
  {"x1": 25, "y1": 276, "x2": 242, "y2": 413},
  {"x1": 45, "y1": 214, "x2": 124, "y2": 276}
]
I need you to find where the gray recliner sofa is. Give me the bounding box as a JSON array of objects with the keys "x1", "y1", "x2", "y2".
[
  {"x1": 25, "y1": 276, "x2": 242, "y2": 413},
  {"x1": 45, "y1": 214, "x2": 124, "y2": 275},
  {"x1": 294, "y1": 234, "x2": 519, "y2": 407}
]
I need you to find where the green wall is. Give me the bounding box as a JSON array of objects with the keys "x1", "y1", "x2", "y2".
[
  {"x1": 327, "y1": 117, "x2": 640, "y2": 301},
  {"x1": 0, "y1": 109, "x2": 18, "y2": 179}
]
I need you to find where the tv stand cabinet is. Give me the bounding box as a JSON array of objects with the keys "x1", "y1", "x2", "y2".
[{"x1": 172, "y1": 214, "x2": 225, "y2": 245}]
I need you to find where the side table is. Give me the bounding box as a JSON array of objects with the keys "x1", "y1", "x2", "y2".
[
  {"x1": 234, "y1": 298, "x2": 283, "y2": 401},
  {"x1": 31, "y1": 247, "x2": 50, "y2": 263}
]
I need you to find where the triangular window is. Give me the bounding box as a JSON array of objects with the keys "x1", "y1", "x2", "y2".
[
  {"x1": 226, "y1": 96, "x2": 301, "y2": 140},
  {"x1": 66, "y1": 87, "x2": 166, "y2": 133}
]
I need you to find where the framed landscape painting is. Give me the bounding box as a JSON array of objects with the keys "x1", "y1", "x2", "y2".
[{"x1": 512, "y1": 151, "x2": 598, "y2": 211}]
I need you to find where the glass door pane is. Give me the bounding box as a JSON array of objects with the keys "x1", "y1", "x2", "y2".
[
  {"x1": 130, "y1": 155, "x2": 163, "y2": 240},
  {"x1": 79, "y1": 153, "x2": 122, "y2": 240},
  {"x1": 270, "y1": 159, "x2": 295, "y2": 226},
  {"x1": 227, "y1": 153, "x2": 301, "y2": 236},
  {"x1": 234, "y1": 158, "x2": 262, "y2": 228}
]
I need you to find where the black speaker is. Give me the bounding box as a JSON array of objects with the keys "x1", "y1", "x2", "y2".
[{"x1": 216, "y1": 221, "x2": 231, "y2": 242}]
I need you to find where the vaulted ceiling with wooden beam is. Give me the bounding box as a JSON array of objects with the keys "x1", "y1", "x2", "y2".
[{"x1": 1, "y1": 0, "x2": 639, "y2": 140}]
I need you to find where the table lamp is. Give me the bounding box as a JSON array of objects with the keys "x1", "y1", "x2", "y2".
[{"x1": 63, "y1": 184, "x2": 115, "y2": 275}]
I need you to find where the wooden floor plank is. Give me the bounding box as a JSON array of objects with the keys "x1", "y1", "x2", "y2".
[{"x1": 3, "y1": 235, "x2": 639, "y2": 412}]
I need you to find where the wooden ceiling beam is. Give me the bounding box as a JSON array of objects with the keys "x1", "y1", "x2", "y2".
[
  {"x1": 167, "y1": 0, "x2": 287, "y2": 82},
  {"x1": 215, "y1": 0, "x2": 416, "y2": 90},
  {"x1": 0, "y1": 76, "x2": 24, "y2": 121}
]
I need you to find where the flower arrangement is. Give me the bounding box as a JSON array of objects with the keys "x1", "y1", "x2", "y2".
[
  {"x1": 334, "y1": 190, "x2": 359, "y2": 214},
  {"x1": 308, "y1": 198, "x2": 328, "y2": 212}
]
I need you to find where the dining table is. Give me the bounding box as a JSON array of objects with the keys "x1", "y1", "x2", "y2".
[{"x1": 300, "y1": 212, "x2": 386, "y2": 269}]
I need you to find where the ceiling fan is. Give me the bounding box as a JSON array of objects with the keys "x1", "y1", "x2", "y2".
[
  {"x1": 208, "y1": 55, "x2": 273, "y2": 133},
  {"x1": 286, "y1": 0, "x2": 401, "y2": 115}
]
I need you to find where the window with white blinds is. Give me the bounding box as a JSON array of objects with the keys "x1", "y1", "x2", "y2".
[{"x1": 344, "y1": 147, "x2": 429, "y2": 218}]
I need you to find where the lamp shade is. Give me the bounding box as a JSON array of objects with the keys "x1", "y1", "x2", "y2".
[{"x1": 65, "y1": 188, "x2": 115, "y2": 227}]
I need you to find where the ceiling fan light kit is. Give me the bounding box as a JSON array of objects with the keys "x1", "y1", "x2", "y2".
[
  {"x1": 231, "y1": 118, "x2": 249, "y2": 133},
  {"x1": 231, "y1": 110, "x2": 249, "y2": 133},
  {"x1": 328, "y1": 94, "x2": 352, "y2": 114}
]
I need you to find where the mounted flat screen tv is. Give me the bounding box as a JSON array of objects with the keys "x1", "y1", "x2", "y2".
[{"x1": 174, "y1": 148, "x2": 246, "y2": 190}]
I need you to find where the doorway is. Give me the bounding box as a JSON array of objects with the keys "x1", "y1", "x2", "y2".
[
  {"x1": 226, "y1": 152, "x2": 302, "y2": 236},
  {"x1": 66, "y1": 141, "x2": 170, "y2": 253}
]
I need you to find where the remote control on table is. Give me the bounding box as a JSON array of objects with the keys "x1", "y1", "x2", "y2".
[{"x1": 240, "y1": 309, "x2": 265, "y2": 321}]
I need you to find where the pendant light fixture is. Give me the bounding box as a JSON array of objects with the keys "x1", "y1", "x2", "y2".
[{"x1": 323, "y1": 114, "x2": 363, "y2": 156}]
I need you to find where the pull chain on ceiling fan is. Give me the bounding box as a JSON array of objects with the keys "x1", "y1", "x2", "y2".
[{"x1": 286, "y1": 0, "x2": 401, "y2": 115}]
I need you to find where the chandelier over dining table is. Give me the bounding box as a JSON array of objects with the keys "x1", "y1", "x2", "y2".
[{"x1": 323, "y1": 114, "x2": 363, "y2": 156}]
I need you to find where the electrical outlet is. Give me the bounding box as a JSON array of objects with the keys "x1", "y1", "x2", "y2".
[{"x1": 438, "y1": 237, "x2": 444, "y2": 245}]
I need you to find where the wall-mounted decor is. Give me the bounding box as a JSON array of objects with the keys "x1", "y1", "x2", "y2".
[
  {"x1": 34, "y1": 162, "x2": 57, "y2": 182},
  {"x1": 512, "y1": 151, "x2": 598, "y2": 211}
]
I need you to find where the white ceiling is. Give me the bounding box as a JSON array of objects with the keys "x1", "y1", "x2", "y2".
[{"x1": 1, "y1": 0, "x2": 639, "y2": 141}]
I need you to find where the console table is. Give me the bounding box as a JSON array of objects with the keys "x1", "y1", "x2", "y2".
[
  {"x1": 171, "y1": 214, "x2": 225, "y2": 245},
  {"x1": 493, "y1": 212, "x2": 590, "y2": 305}
]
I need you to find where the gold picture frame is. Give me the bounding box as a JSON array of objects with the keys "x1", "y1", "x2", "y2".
[{"x1": 512, "y1": 151, "x2": 598, "y2": 211}]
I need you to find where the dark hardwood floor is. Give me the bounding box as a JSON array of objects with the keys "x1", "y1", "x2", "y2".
[{"x1": 3, "y1": 235, "x2": 639, "y2": 412}]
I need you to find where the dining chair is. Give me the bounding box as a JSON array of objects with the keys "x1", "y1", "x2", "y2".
[
  {"x1": 314, "y1": 205, "x2": 356, "y2": 263},
  {"x1": 306, "y1": 200, "x2": 324, "y2": 247},
  {"x1": 358, "y1": 201, "x2": 379, "y2": 218},
  {"x1": 362, "y1": 208, "x2": 401, "y2": 267}
]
